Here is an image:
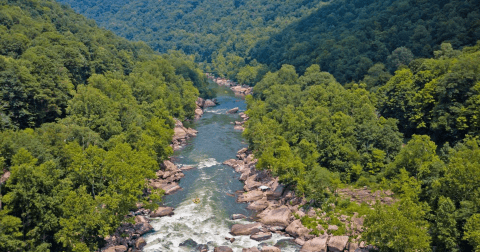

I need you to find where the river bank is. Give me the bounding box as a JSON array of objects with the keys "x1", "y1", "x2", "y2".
[
  {"x1": 101, "y1": 97, "x2": 214, "y2": 252},
  {"x1": 206, "y1": 73, "x2": 253, "y2": 96}
]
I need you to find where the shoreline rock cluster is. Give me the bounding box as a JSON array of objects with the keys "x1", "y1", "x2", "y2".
[
  {"x1": 101, "y1": 98, "x2": 209, "y2": 252},
  {"x1": 206, "y1": 73, "x2": 253, "y2": 96},
  {"x1": 195, "y1": 97, "x2": 217, "y2": 120},
  {"x1": 233, "y1": 112, "x2": 248, "y2": 131},
  {"x1": 223, "y1": 148, "x2": 373, "y2": 252}
]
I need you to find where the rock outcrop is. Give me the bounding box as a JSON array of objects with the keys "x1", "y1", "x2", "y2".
[
  {"x1": 171, "y1": 119, "x2": 198, "y2": 151},
  {"x1": 286, "y1": 219, "x2": 311, "y2": 238},
  {"x1": 300, "y1": 236, "x2": 328, "y2": 252},
  {"x1": 258, "y1": 206, "x2": 292, "y2": 227},
  {"x1": 327, "y1": 236, "x2": 349, "y2": 252}
]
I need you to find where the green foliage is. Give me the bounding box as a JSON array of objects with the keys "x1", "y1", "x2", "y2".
[
  {"x1": 364, "y1": 199, "x2": 432, "y2": 252},
  {"x1": 464, "y1": 214, "x2": 480, "y2": 251},
  {"x1": 378, "y1": 44, "x2": 480, "y2": 145},
  {"x1": 0, "y1": 0, "x2": 203, "y2": 250},
  {"x1": 245, "y1": 64, "x2": 403, "y2": 199},
  {"x1": 57, "y1": 0, "x2": 480, "y2": 85}
]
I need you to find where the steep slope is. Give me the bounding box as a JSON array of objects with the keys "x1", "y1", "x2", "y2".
[
  {"x1": 56, "y1": 0, "x2": 327, "y2": 60},
  {"x1": 250, "y1": 0, "x2": 480, "y2": 83},
  {"x1": 57, "y1": 0, "x2": 480, "y2": 85},
  {"x1": 0, "y1": 0, "x2": 200, "y2": 251}
]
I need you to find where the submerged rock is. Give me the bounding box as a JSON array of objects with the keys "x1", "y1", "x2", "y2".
[
  {"x1": 214, "y1": 246, "x2": 233, "y2": 252},
  {"x1": 231, "y1": 214, "x2": 247, "y2": 220},
  {"x1": 261, "y1": 246, "x2": 281, "y2": 252},
  {"x1": 243, "y1": 247, "x2": 260, "y2": 252},
  {"x1": 179, "y1": 238, "x2": 198, "y2": 248}
]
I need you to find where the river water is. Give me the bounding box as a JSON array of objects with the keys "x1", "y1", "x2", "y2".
[{"x1": 143, "y1": 85, "x2": 300, "y2": 252}]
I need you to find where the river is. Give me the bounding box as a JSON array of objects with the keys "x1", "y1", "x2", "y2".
[{"x1": 143, "y1": 84, "x2": 300, "y2": 252}]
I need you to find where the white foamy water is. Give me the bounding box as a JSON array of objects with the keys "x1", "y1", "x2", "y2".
[
  {"x1": 197, "y1": 158, "x2": 220, "y2": 169},
  {"x1": 205, "y1": 108, "x2": 228, "y2": 114},
  {"x1": 143, "y1": 174, "x2": 293, "y2": 252}
]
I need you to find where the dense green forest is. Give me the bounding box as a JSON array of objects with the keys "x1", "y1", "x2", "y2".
[
  {"x1": 0, "y1": 0, "x2": 206, "y2": 250},
  {"x1": 57, "y1": 0, "x2": 480, "y2": 85},
  {"x1": 244, "y1": 43, "x2": 480, "y2": 251},
  {"x1": 1, "y1": 0, "x2": 480, "y2": 251}
]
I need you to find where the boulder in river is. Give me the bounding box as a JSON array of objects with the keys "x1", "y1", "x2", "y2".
[
  {"x1": 151, "y1": 206, "x2": 174, "y2": 217},
  {"x1": 261, "y1": 247, "x2": 281, "y2": 252},
  {"x1": 161, "y1": 160, "x2": 178, "y2": 172},
  {"x1": 231, "y1": 214, "x2": 247, "y2": 220},
  {"x1": 243, "y1": 247, "x2": 260, "y2": 252},
  {"x1": 134, "y1": 222, "x2": 153, "y2": 236},
  {"x1": 237, "y1": 190, "x2": 264, "y2": 203},
  {"x1": 162, "y1": 182, "x2": 182, "y2": 195},
  {"x1": 234, "y1": 125, "x2": 245, "y2": 131},
  {"x1": 250, "y1": 232, "x2": 272, "y2": 241},
  {"x1": 227, "y1": 107, "x2": 239, "y2": 114},
  {"x1": 196, "y1": 97, "x2": 205, "y2": 107},
  {"x1": 258, "y1": 206, "x2": 292, "y2": 227},
  {"x1": 230, "y1": 223, "x2": 263, "y2": 236},
  {"x1": 179, "y1": 238, "x2": 198, "y2": 248},
  {"x1": 204, "y1": 99, "x2": 216, "y2": 107},
  {"x1": 247, "y1": 199, "x2": 269, "y2": 211},
  {"x1": 214, "y1": 246, "x2": 233, "y2": 252},
  {"x1": 135, "y1": 237, "x2": 147, "y2": 250},
  {"x1": 300, "y1": 236, "x2": 328, "y2": 252}
]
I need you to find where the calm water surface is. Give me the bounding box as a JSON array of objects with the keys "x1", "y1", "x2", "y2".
[{"x1": 143, "y1": 84, "x2": 300, "y2": 252}]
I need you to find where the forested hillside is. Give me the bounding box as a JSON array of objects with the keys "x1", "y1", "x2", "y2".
[
  {"x1": 244, "y1": 43, "x2": 480, "y2": 251},
  {"x1": 57, "y1": 0, "x2": 480, "y2": 85},
  {"x1": 0, "y1": 0, "x2": 203, "y2": 250}
]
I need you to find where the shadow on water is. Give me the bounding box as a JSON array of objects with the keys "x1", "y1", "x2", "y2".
[{"x1": 143, "y1": 84, "x2": 300, "y2": 252}]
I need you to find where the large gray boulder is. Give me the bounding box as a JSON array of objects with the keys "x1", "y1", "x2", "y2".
[
  {"x1": 237, "y1": 190, "x2": 264, "y2": 203},
  {"x1": 227, "y1": 107, "x2": 239, "y2": 114},
  {"x1": 300, "y1": 236, "x2": 328, "y2": 252},
  {"x1": 230, "y1": 223, "x2": 263, "y2": 236},
  {"x1": 250, "y1": 232, "x2": 272, "y2": 241},
  {"x1": 151, "y1": 207, "x2": 174, "y2": 217},
  {"x1": 327, "y1": 236, "x2": 349, "y2": 252},
  {"x1": 286, "y1": 219, "x2": 311, "y2": 238},
  {"x1": 135, "y1": 237, "x2": 147, "y2": 250},
  {"x1": 258, "y1": 206, "x2": 292, "y2": 227},
  {"x1": 204, "y1": 99, "x2": 216, "y2": 107},
  {"x1": 247, "y1": 199, "x2": 269, "y2": 211}
]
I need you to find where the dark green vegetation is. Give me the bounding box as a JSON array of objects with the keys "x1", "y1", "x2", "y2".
[
  {"x1": 245, "y1": 44, "x2": 480, "y2": 251},
  {"x1": 0, "y1": 0, "x2": 479, "y2": 251},
  {"x1": 57, "y1": 0, "x2": 480, "y2": 85},
  {"x1": 0, "y1": 0, "x2": 206, "y2": 251}
]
